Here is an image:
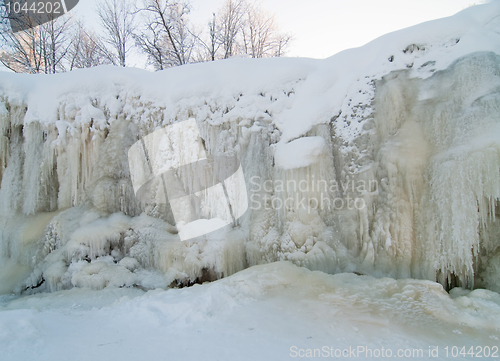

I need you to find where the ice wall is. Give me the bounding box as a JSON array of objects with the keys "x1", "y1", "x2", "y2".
[{"x1": 0, "y1": 2, "x2": 499, "y2": 293}]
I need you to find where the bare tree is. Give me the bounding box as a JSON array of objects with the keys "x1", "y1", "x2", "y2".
[
  {"x1": 206, "y1": 13, "x2": 221, "y2": 61},
  {"x1": 242, "y1": 3, "x2": 291, "y2": 58},
  {"x1": 193, "y1": 13, "x2": 223, "y2": 62},
  {"x1": 0, "y1": 2, "x2": 42, "y2": 73},
  {"x1": 218, "y1": 0, "x2": 246, "y2": 59},
  {"x1": 274, "y1": 33, "x2": 292, "y2": 57},
  {"x1": 69, "y1": 21, "x2": 115, "y2": 70},
  {"x1": 206, "y1": 0, "x2": 291, "y2": 60},
  {"x1": 0, "y1": 0, "x2": 292, "y2": 73},
  {"x1": 40, "y1": 13, "x2": 73, "y2": 73},
  {"x1": 135, "y1": 0, "x2": 195, "y2": 69},
  {"x1": 0, "y1": 7, "x2": 74, "y2": 74},
  {"x1": 96, "y1": 0, "x2": 135, "y2": 67},
  {"x1": 134, "y1": 21, "x2": 167, "y2": 70},
  {"x1": 0, "y1": 23, "x2": 43, "y2": 72},
  {"x1": 0, "y1": 0, "x2": 9, "y2": 34}
]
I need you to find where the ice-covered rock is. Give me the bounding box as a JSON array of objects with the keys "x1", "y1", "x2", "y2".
[{"x1": 0, "y1": 2, "x2": 499, "y2": 293}]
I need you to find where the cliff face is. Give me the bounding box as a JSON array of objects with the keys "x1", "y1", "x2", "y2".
[{"x1": 0, "y1": 3, "x2": 500, "y2": 294}]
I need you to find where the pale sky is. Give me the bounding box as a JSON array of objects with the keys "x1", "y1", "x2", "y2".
[{"x1": 74, "y1": 0, "x2": 482, "y2": 61}]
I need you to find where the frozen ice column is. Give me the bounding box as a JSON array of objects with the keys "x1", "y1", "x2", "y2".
[{"x1": 128, "y1": 118, "x2": 248, "y2": 241}]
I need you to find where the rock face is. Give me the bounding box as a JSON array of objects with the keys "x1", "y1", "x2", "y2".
[{"x1": 0, "y1": 3, "x2": 499, "y2": 294}]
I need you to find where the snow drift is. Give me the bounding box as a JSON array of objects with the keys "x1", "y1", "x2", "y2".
[
  {"x1": 2, "y1": 262, "x2": 500, "y2": 361},
  {"x1": 0, "y1": 2, "x2": 500, "y2": 294}
]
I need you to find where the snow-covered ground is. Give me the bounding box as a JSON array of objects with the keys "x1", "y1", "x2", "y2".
[
  {"x1": 1, "y1": 262, "x2": 500, "y2": 361},
  {"x1": 1, "y1": 2, "x2": 500, "y2": 360}
]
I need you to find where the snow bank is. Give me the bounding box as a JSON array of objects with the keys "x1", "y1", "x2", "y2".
[
  {"x1": 0, "y1": 2, "x2": 500, "y2": 293},
  {"x1": 1, "y1": 262, "x2": 499, "y2": 361},
  {"x1": 274, "y1": 136, "x2": 327, "y2": 169}
]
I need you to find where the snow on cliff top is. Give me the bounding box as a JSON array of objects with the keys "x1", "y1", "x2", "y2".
[{"x1": 0, "y1": 2, "x2": 499, "y2": 143}]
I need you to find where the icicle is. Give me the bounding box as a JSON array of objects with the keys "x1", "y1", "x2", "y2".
[{"x1": 0, "y1": 100, "x2": 9, "y2": 187}]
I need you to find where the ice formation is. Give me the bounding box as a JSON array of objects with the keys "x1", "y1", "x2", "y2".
[{"x1": 0, "y1": 2, "x2": 500, "y2": 294}]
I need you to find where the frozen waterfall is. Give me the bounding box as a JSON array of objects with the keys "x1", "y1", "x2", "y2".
[{"x1": 0, "y1": 2, "x2": 500, "y2": 294}]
